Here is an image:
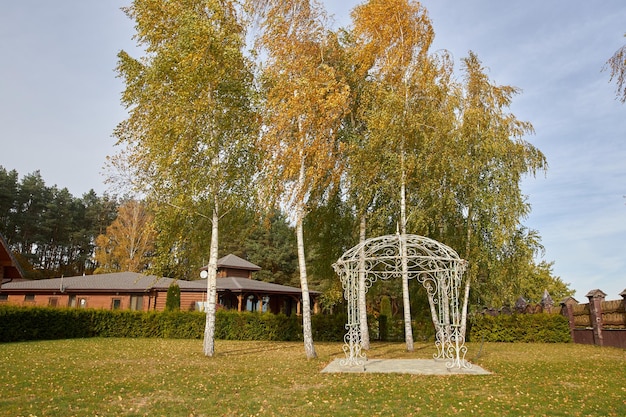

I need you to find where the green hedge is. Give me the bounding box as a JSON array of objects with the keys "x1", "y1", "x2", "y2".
[
  {"x1": 374, "y1": 316, "x2": 436, "y2": 342},
  {"x1": 1, "y1": 306, "x2": 572, "y2": 344},
  {"x1": 89, "y1": 310, "x2": 206, "y2": 339},
  {"x1": 215, "y1": 311, "x2": 301, "y2": 341},
  {"x1": 469, "y1": 313, "x2": 571, "y2": 343},
  {"x1": 0, "y1": 305, "x2": 94, "y2": 342},
  {"x1": 0, "y1": 305, "x2": 347, "y2": 343}
]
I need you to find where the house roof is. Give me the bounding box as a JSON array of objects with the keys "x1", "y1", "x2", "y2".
[
  {"x1": 0, "y1": 232, "x2": 25, "y2": 281},
  {"x1": 216, "y1": 254, "x2": 261, "y2": 271},
  {"x1": 0, "y1": 271, "x2": 318, "y2": 296},
  {"x1": 0, "y1": 272, "x2": 173, "y2": 293},
  {"x1": 156, "y1": 276, "x2": 317, "y2": 295},
  {"x1": 205, "y1": 277, "x2": 315, "y2": 295}
]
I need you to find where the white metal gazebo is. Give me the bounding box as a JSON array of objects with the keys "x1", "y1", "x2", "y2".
[{"x1": 332, "y1": 234, "x2": 470, "y2": 369}]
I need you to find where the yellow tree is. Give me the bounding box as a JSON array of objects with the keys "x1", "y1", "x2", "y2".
[
  {"x1": 349, "y1": 0, "x2": 438, "y2": 351},
  {"x1": 253, "y1": 0, "x2": 350, "y2": 358},
  {"x1": 114, "y1": 0, "x2": 257, "y2": 356},
  {"x1": 451, "y1": 51, "x2": 547, "y2": 309},
  {"x1": 94, "y1": 200, "x2": 156, "y2": 273}
]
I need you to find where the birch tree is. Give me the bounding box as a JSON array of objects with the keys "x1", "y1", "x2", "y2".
[
  {"x1": 252, "y1": 0, "x2": 350, "y2": 359},
  {"x1": 334, "y1": 25, "x2": 389, "y2": 350},
  {"x1": 350, "y1": 0, "x2": 437, "y2": 351},
  {"x1": 114, "y1": 0, "x2": 257, "y2": 356},
  {"x1": 451, "y1": 51, "x2": 547, "y2": 308}
]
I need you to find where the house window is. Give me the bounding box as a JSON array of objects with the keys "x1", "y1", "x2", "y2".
[
  {"x1": 48, "y1": 297, "x2": 58, "y2": 307},
  {"x1": 24, "y1": 294, "x2": 35, "y2": 302},
  {"x1": 0, "y1": 293, "x2": 8, "y2": 302},
  {"x1": 68, "y1": 295, "x2": 76, "y2": 307},
  {"x1": 79, "y1": 298, "x2": 87, "y2": 308},
  {"x1": 112, "y1": 299, "x2": 122, "y2": 310},
  {"x1": 130, "y1": 295, "x2": 143, "y2": 311},
  {"x1": 246, "y1": 295, "x2": 258, "y2": 312}
]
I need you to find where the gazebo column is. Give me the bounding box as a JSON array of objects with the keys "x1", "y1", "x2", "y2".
[
  {"x1": 237, "y1": 294, "x2": 244, "y2": 312},
  {"x1": 342, "y1": 268, "x2": 365, "y2": 367}
]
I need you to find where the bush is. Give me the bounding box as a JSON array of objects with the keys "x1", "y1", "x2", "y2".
[
  {"x1": 215, "y1": 311, "x2": 302, "y2": 341},
  {"x1": 370, "y1": 315, "x2": 434, "y2": 342},
  {"x1": 0, "y1": 305, "x2": 98, "y2": 342},
  {"x1": 378, "y1": 315, "x2": 388, "y2": 341},
  {"x1": 312, "y1": 313, "x2": 347, "y2": 341},
  {"x1": 90, "y1": 309, "x2": 146, "y2": 338},
  {"x1": 4, "y1": 306, "x2": 569, "y2": 345},
  {"x1": 469, "y1": 313, "x2": 570, "y2": 343},
  {"x1": 0, "y1": 305, "x2": 348, "y2": 343},
  {"x1": 165, "y1": 284, "x2": 181, "y2": 311}
]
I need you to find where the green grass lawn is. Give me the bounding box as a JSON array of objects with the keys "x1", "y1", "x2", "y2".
[{"x1": 0, "y1": 338, "x2": 624, "y2": 416}]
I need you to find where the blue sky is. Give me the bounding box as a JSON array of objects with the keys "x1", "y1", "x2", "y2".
[{"x1": 1, "y1": 1, "x2": 625, "y2": 301}]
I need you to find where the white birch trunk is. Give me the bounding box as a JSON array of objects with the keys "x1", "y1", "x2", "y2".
[
  {"x1": 400, "y1": 167, "x2": 414, "y2": 351},
  {"x1": 357, "y1": 214, "x2": 369, "y2": 349},
  {"x1": 441, "y1": 276, "x2": 451, "y2": 337},
  {"x1": 203, "y1": 201, "x2": 219, "y2": 357},
  {"x1": 294, "y1": 148, "x2": 316, "y2": 359},
  {"x1": 296, "y1": 205, "x2": 317, "y2": 359},
  {"x1": 398, "y1": 76, "x2": 415, "y2": 351},
  {"x1": 426, "y1": 287, "x2": 441, "y2": 334},
  {"x1": 460, "y1": 274, "x2": 471, "y2": 340},
  {"x1": 460, "y1": 204, "x2": 473, "y2": 341}
]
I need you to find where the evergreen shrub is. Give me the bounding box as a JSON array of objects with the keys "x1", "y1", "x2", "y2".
[
  {"x1": 165, "y1": 284, "x2": 181, "y2": 311},
  {"x1": 469, "y1": 313, "x2": 570, "y2": 343},
  {"x1": 214, "y1": 311, "x2": 301, "y2": 341},
  {"x1": 311, "y1": 313, "x2": 347, "y2": 341},
  {"x1": 375, "y1": 316, "x2": 435, "y2": 342},
  {"x1": 378, "y1": 315, "x2": 388, "y2": 341},
  {"x1": 0, "y1": 305, "x2": 345, "y2": 342},
  {"x1": 1, "y1": 305, "x2": 571, "y2": 344},
  {"x1": 0, "y1": 305, "x2": 93, "y2": 342}
]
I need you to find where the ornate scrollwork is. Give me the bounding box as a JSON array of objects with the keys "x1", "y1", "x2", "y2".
[{"x1": 333, "y1": 234, "x2": 471, "y2": 369}]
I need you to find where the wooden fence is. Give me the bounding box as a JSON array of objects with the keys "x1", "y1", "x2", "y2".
[
  {"x1": 561, "y1": 289, "x2": 626, "y2": 349},
  {"x1": 480, "y1": 288, "x2": 626, "y2": 349}
]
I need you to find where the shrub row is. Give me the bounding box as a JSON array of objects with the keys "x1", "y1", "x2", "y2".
[
  {"x1": 375, "y1": 315, "x2": 436, "y2": 342},
  {"x1": 0, "y1": 305, "x2": 347, "y2": 343},
  {"x1": 0, "y1": 305, "x2": 571, "y2": 344},
  {"x1": 0, "y1": 305, "x2": 95, "y2": 342},
  {"x1": 469, "y1": 313, "x2": 571, "y2": 343}
]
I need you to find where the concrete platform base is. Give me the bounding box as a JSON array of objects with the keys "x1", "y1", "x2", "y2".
[{"x1": 321, "y1": 358, "x2": 491, "y2": 375}]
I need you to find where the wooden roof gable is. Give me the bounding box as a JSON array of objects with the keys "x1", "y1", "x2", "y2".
[
  {"x1": 216, "y1": 254, "x2": 261, "y2": 271},
  {"x1": 0, "y1": 233, "x2": 24, "y2": 281}
]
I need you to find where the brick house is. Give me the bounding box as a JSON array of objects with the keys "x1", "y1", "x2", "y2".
[{"x1": 0, "y1": 254, "x2": 319, "y2": 315}]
